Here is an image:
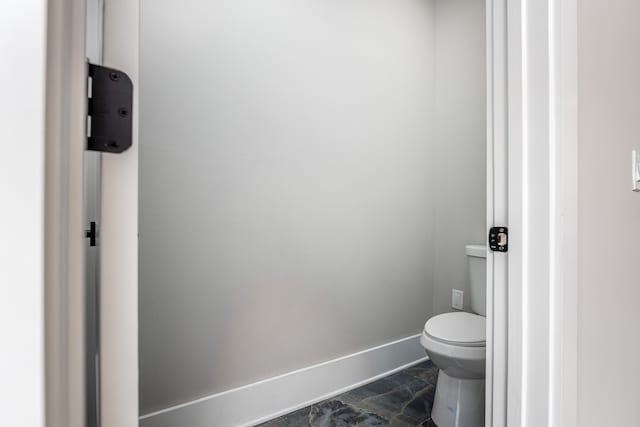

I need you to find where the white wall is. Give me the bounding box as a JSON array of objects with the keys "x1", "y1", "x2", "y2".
[
  {"x1": 578, "y1": 0, "x2": 640, "y2": 425},
  {"x1": 432, "y1": 0, "x2": 486, "y2": 315},
  {"x1": 138, "y1": 0, "x2": 437, "y2": 414},
  {"x1": 0, "y1": 1, "x2": 47, "y2": 426}
]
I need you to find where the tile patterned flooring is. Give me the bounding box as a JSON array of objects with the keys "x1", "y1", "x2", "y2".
[{"x1": 256, "y1": 361, "x2": 439, "y2": 427}]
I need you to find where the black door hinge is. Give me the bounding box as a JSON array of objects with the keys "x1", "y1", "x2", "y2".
[
  {"x1": 85, "y1": 221, "x2": 97, "y2": 247},
  {"x1": 87, "y1": 63, "x2": 133, "y2": 153},
  {"x1": 489, "y1": 226, "x2": 508, "y2": 252}
]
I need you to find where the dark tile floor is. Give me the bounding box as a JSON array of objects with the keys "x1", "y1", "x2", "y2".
[{"x1": 256, "y1": 361, "x2": 439, "y2": 427}]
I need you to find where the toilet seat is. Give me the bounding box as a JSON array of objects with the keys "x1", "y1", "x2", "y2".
[
  {"x1": 424, "y1": 312, "x2": 485, "y2": 347},
  {"x1": 420, "y1": 312, "x2": 486, "y2": 379}
]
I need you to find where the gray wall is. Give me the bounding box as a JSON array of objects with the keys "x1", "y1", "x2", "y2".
[
  {"x1": 138, "y1": 0, "x2": 486, "y2": 415},
  {"x1": 139, "y1": 0, "x2": 437, "y2": 414},
  {"x1": 432, "y1": 0, "x2": 486, "y2": 315},
  {"x1": 578, "y1": 0, "x2": 640, "y2": 425}
]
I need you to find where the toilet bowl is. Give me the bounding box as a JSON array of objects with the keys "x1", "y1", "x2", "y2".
[
  {"x1": 421, "y1": 312, "x2": 485, "y2": 427},
  {"x1": 420, "y1": 244, "x2": 487, "y2": 427}
]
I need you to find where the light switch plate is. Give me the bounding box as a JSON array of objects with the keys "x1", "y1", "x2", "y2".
[{"x1": 452, "y1": 289, "x2": 464, "y2": 310}]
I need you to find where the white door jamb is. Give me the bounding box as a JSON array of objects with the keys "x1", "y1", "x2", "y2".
[
  {"x1": 486, "y1": 0, "x2": 508, "y2": 426},
  {"x1": 44, "y1": 0, "x2": 88, "y2": 426},
  {"x1": 500, "y1": 1, "x2": 578, "y2": 426},
  {"x1": 100, "y1": 0, "x2": 140, "y2": 426}
]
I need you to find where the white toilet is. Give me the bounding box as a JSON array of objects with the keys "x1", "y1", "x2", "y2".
[{"x1": 420, "y1": 244, "x2": 487, "y2": 427}]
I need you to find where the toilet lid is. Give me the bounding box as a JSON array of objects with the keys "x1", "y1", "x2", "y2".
[{"x1": 424, "y1": 312, "x2": 486, "y2": 347}]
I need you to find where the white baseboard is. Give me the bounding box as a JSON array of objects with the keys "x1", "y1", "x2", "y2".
[{"x1": 139, "y1": 334, "x2": 427, "y2": 427}]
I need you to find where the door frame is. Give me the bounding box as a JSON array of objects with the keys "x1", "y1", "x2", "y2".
[
  {"x1": 91, "y1": 1, "x2": 579, "y2": 427},
  {"x1": 99, "y1": 1, "x2": 140, "y2": 426},
  {"x1": 44, "y1": 0, "x2": 88, "y2": 426},
  {"x1": 487, "y1": 0, "x2": 578, "y2": 426}
]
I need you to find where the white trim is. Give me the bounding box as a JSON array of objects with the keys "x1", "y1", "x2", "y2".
[
  {"x1": 100, "y1": 0, "x2": 140, "y2": 426},
  {"x1": 43, "y1": 0, "x2": 87, "y2": 426},
  {"x1": 506, "y1": 1, "x2": 525, "y2": 424},
  {"x1": 139, "y1": 335, "x2": 427, "y2": 427},
  {"x1": 503, "y1": 1, "x2": 578, "y2": 427},
  {"x1": 485, "y1": 1, "x2": 508, "y2": 427}
]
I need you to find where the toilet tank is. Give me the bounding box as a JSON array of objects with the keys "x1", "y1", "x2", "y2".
[{"x1": 465, "y1": 244, "x2": 487, "y2": 316}]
